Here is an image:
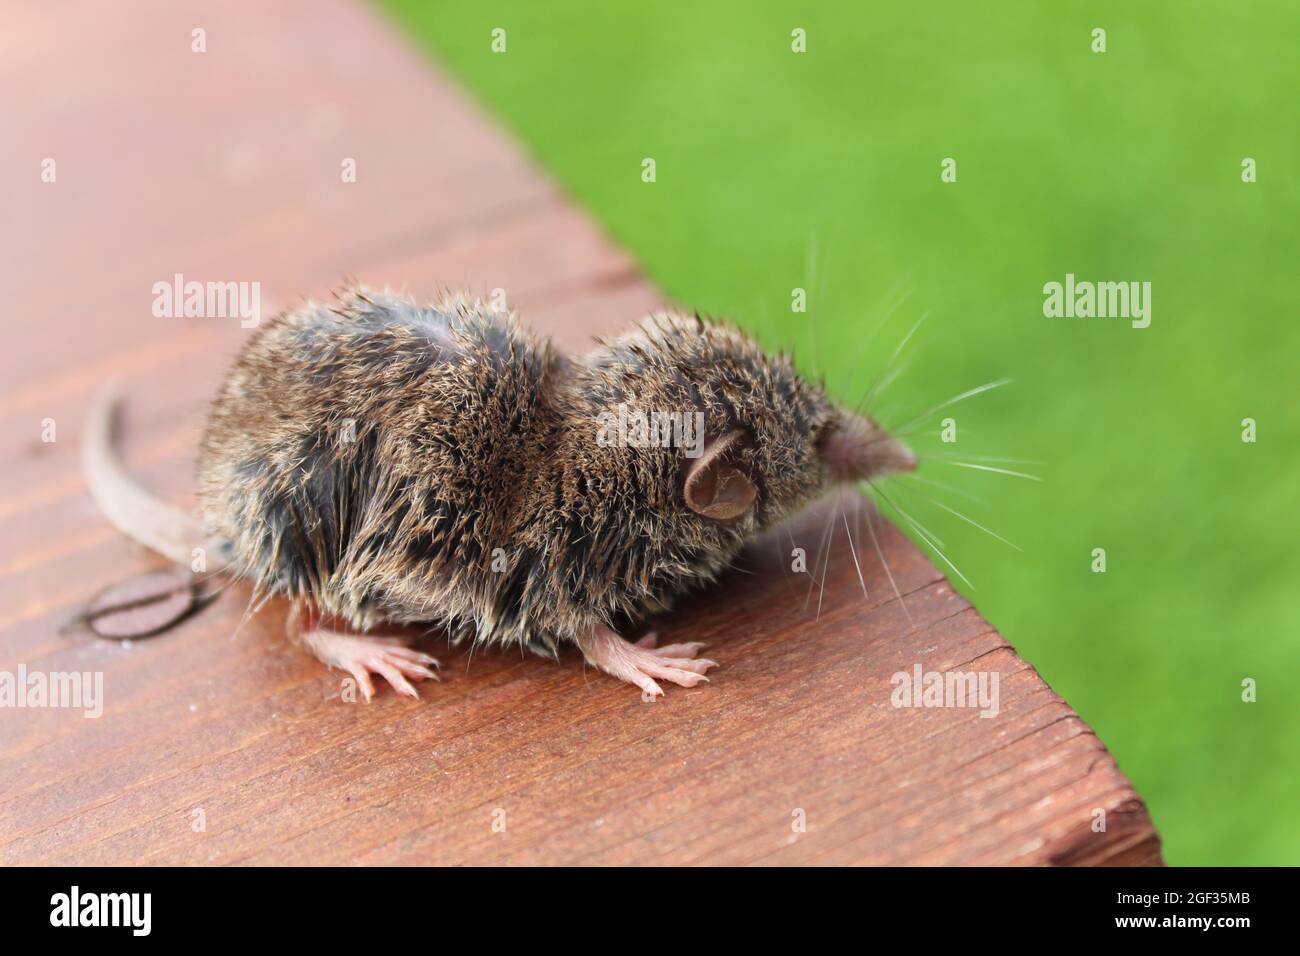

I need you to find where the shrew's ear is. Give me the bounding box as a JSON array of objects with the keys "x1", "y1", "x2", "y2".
[{"x1": 683, "y1": 429, "x2": 757, "y2": 521}]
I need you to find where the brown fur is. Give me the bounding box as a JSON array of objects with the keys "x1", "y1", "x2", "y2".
[{"x1": 195, "y1": 286, "x2": 900, "y2": 656}]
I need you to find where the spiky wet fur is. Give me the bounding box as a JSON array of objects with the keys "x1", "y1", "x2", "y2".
[{"x1": 197, "y1": 287, "x2": 843, "y2": 656}]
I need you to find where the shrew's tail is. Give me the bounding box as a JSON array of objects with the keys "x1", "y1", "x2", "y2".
[{"x1": 83, "y1": 386, "x2": 220, "y2": 569}]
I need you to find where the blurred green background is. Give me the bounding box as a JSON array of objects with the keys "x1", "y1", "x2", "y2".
[{"x1": 381, "y1": 0, "x2": 1299, "y2": 864}]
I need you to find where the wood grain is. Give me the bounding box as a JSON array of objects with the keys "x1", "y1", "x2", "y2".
[{"x1": 0, "y1": 0, "x2": 1161, "y2": 865}]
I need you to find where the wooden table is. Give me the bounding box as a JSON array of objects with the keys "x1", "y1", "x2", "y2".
[{"x1": 0, "y1": 0, "x2": 1161, "y2": 865}]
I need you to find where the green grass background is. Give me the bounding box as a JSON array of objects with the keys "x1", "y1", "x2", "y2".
[{"x1": 381, "y1": 0, "x2": 1299, "y2": 865}]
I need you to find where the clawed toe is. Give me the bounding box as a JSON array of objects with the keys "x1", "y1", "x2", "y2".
[
  {"x1": 633, "y1": 634, "x2": 709, "y2": 660},
  {"x1": 344, "y1": 663, "x2": 377, "y2": 703},
  {"x1": 650, "y1": 642, "x2": 709, "y2": 660},
  {"x1": 383, "y1": 645, "x2": 441, "y2": 668},
  {"x1": 653, "y1": 656, "x2": 716, "y2": 675},
  {"x1": 371, "y1": 659, "x2": 420, "y2": 699},
  {"x1": 641, "y1": 657, "x2": 715, "y2": 687}
]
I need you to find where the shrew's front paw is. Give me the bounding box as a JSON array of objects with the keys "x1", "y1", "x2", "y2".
[{"x1": 578, "y1": 626, "x2": 719, "y2": 698}]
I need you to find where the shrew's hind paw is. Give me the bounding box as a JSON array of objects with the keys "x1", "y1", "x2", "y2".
[{"x1": 303, "y1": 628, "x2": 440, "y2": 702}]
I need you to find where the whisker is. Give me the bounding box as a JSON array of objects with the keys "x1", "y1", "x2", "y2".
[
  {"x1": 898, "y1": 471, "x2": 989, "y2": 506},
  {"x1": 780, "y1": 522, "x2": 809, "y2": 598},
  {"x1": 858, "y1": 311, "x2": 929, "y2": 414},
  {"x1": 464, "y1": 636, "x2": 475, "y2": 672},
  {"x1": 885, "y1": 483, "x2": 947, "y2": 550},
  {"x1": 807, "y1": 232, "x2": 825, "y2": 300},
  {"x1": 859, "y1": 356, "x2": 912, "y2": 416},
  {"x1": 804, "y1": 233, "x2": 822, "y2": 376},
  {"x1": 862, "y1": 498, "x2": 913, "y2": 630},
  {"x1": 841, "y1": 507, "x2": 868, "y2": 600},
  {"x1": 785, "y1": 522, "x2": 799, "y2": 565},
  {"x1": 804, "y1": 498, "x2": 837, "y2": 611},
  {"x1": 921, "y1": 453, "x2": 1044, "y2": 465},
  {"x1": 773, "y1": 525, "x2": 800, "y2": 599},
  {"x1": 839, "y1": 285, "x2": 915, "y2": 393},
  {"x1": 911, "y1": 428, "x2": 979, "y2": 438},
  {"x1": 872, "y1": 480, "x2": 976, "y2": 592},
  {"x1": 228, "y1": 579, "x2": 265, "y2": 643},
  {"x1": 934, "y1": 460, "x2": 1043, "y2": 482},
  {"x1": 888, "y1": 377, "x2": 1012, "y2": 436},
  {"x1": 927, "y1": 498, "x2": 1023, "y2": 551},
  {"x1": 817, "y1": 492, "x2": 844, "y2": 619}
]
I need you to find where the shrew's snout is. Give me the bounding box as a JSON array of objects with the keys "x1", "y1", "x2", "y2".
[{"x1": 819, "y1": 411, "x2": 916, "y2": 482}]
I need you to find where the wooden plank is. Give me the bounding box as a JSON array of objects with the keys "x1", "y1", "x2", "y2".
[{"x1": 0, "y1": 0, "x2": 1161, "y2": 865}]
